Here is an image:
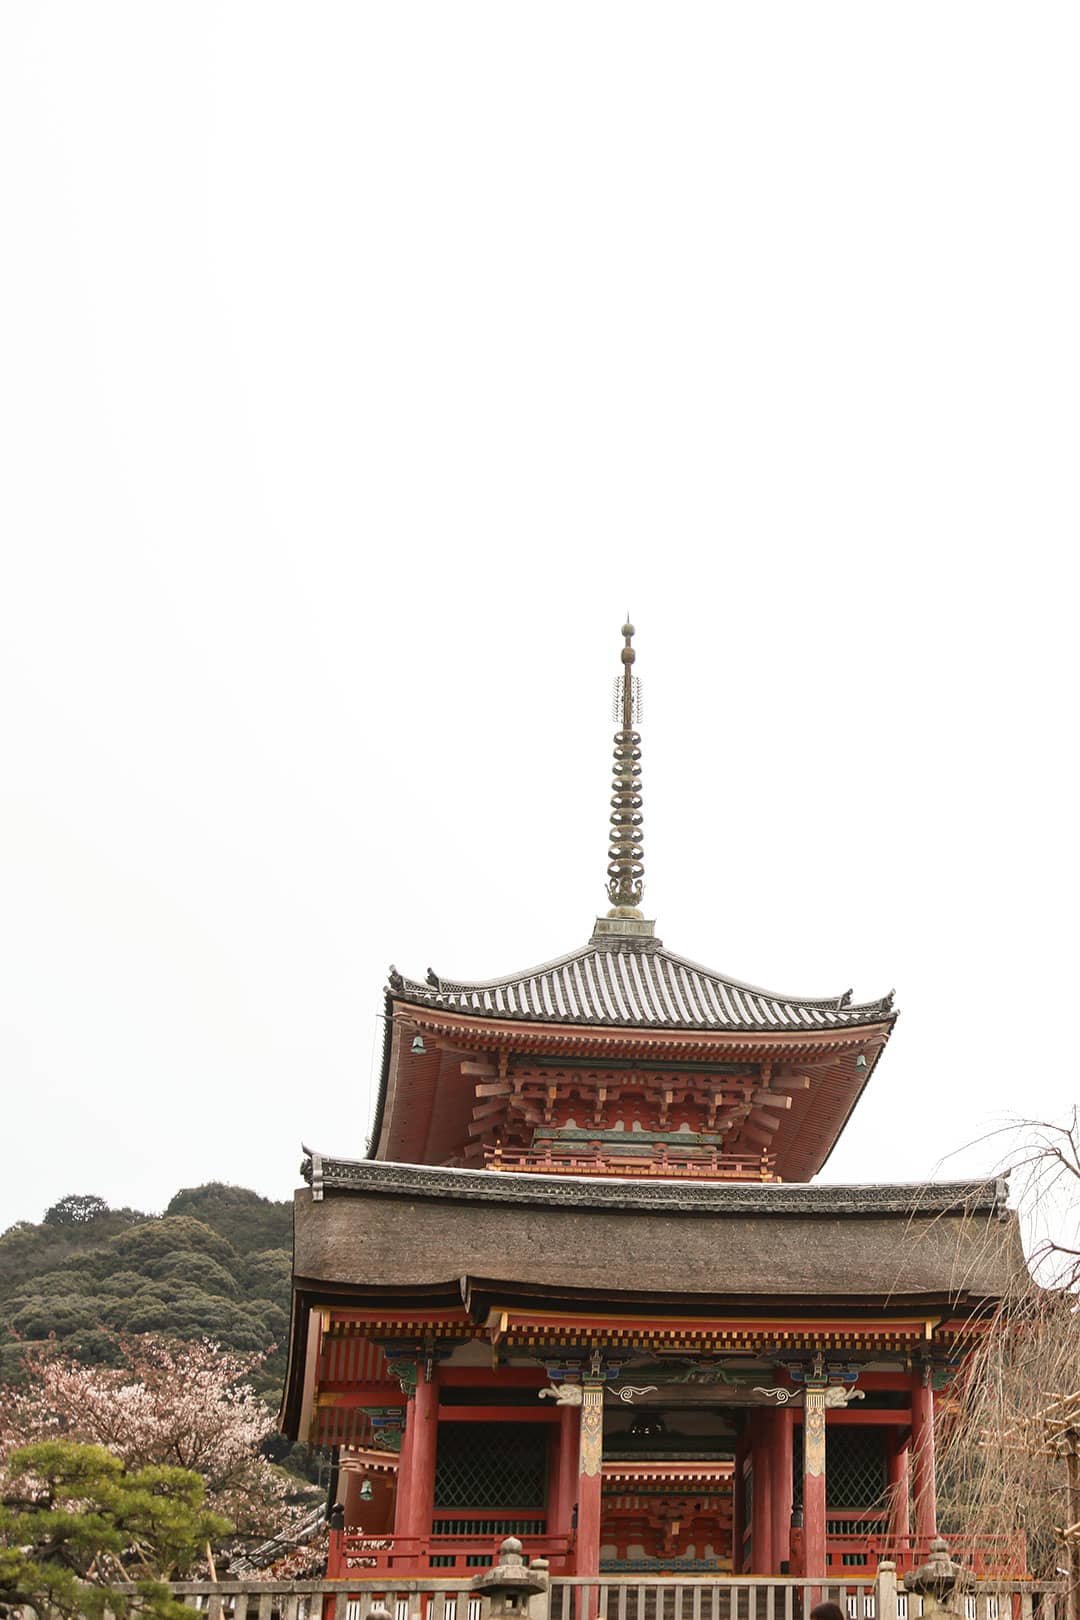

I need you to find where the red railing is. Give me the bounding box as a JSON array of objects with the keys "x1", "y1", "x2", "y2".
[
  {"x1": 484, "y1": 1147, "x2": 777, "y2": 1180},
  {"x1": 335, "y1": 1525, "x2": 1026, "y2": 1581},
  {"x1": 824, "y1": 1530, "x2": 1027, "y2": 1579},
  {"x1": 334, "y1": 1527, "x2": 574, "y2": 1578}
]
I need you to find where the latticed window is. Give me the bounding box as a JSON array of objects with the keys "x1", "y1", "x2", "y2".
[
  {"x1": 827, "y1": 1427, "x2": 886, "y2": 1508},
  {"x1": 434, "y1": 1422, "x2": 548, "y2": 1510},
  {"x1": 792, "y1": 1425, "x2": 887, "y2": 1510}
]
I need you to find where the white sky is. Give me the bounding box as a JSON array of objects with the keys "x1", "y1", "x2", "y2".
[{"x1": 1, "y1": 5, "x2": 1077, "y2": 1236}]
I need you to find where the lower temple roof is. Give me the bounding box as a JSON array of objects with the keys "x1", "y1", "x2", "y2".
[
  {"x1": 292, "y1": 1158, "x2": 1021, "y2": 1310},
  {"x1": 301, "y1": 1154, "x2": 1007, "y2": 1218},
  {"x1": 282, "y1": 1157, "x2": 1024, "y2": 1439},
  {"x1": 292, "y1": 1157, "x2": 1020, "y2": 1306}
]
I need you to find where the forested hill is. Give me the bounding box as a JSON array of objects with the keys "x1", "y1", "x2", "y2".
[{"x1": 0, "y1": 1184, "x2": 292, "y2": 1396}]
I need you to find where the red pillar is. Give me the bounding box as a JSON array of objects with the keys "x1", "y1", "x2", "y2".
[
  {"x1": 912, "y1": 1373, "x2": 937, "y2": 1543},
  {"x1": 576, "y1": 1381, "x2": 604, "y2": 1576},
  {"x1": 751, "y1": 1410, "x2": 774, "y2": 1574},
  {"x1": 393, "y1": 1370, "x2": 439, "y2": 1543},
  {"x1": 802, "y1": 1388, "x2": 827, "y2": 1580},
  {"x1": 771, "y1": 1406, "x2": 795, "y2": 1571},
  {"x1": 392, "y1": 1393, "x2": 417, "y2": 1536},
  {"x1": 550, "y1": 1403, "x2": 580, "y2": 1548},
  {"x1": 548, "y1": 1413, "x2": 563, "y2": 1532},
  {"x1": 888, "y1": 1434, "x2": 911, "y2": 1542},
  {"x1": 732, "y1": 1426, "x2": 749, "y2": 1573}
]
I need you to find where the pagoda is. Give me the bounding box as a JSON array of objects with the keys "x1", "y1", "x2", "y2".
[{"x1": 282, "y1": 623, "x2": 1021, "y2": 1583}]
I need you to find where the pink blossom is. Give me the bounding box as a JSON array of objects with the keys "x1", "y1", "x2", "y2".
[{"x1": 1, "y1": 1335, "x2": 314, "y2": 1540}]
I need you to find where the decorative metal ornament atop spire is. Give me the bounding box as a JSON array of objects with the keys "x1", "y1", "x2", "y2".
[{"x1": 606, "y1": 620, "x2": 645, "y2": 919}]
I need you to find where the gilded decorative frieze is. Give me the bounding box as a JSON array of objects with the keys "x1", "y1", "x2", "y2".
[
  {"x1": 580, "y1": 1381, "x2": 605, "y2": 1478},
  {"x1": 804, "y1": 1384, "x2": 827, "y2": 1478}
]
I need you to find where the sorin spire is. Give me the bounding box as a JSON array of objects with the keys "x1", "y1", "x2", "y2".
[{"x1": 606, "y1": 620, "x2": 645, "y2": 918}]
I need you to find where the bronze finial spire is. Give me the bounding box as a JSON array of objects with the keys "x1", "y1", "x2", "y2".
[{"x1": 606, "y1": 619, "x2": 645, "y2": 919}]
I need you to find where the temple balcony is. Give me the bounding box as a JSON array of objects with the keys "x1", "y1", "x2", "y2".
[{"x1": 483, "y1": 1144, "x2": 778, "y2": 1181}]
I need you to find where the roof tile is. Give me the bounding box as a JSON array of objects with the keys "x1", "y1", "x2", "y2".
[{"x1": 390, "y1": 943, "x2": 895, "y2": 1034}]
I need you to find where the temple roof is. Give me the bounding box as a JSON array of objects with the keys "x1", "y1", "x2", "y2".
[
  {"x1": 302, "y1": 1155, "x2": 1004, "y2": 1217},
  {"x1": 388, "y1": 943, "x2": 895, "y2": 1034},
  {"x1": 281, "y1": 1160, "x2": 1024, "y2": 1438}
]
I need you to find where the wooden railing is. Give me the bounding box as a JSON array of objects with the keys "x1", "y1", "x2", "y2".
[
  {"x1": 483, "y1": 1148, "x2": 777, "y2": 1181},
  {"x1": 6, "y1": 1567, "x2": 1067, "y2": 1620},
  {"x1": 823, "y1": 1533, "x2": 1027, "y2": 1580},
  {"x1": 551, "y1": 1575, "x2": 876, "y2": 1620},
  {"x1": 334, "y1": 1525, "x2": 1031, "y2": 1586},
  {"x1": 555, "y1": 1573, "x2": 1068, "y2": 1620},
  {"x1": 336, "y1": 1529, "x2": 574, "y2": 1577}
]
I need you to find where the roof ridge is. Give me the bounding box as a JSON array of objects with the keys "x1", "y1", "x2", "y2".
[{"x1": 391, "y1": 943, "x2": 597, "y2": 995}]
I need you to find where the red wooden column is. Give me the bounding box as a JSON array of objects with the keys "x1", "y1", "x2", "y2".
[
  {"x1": 771, "y1": 1406, "x2": 795, "y2": 1571},
  {"x1": 802, "y1": 1384, "x2": 828, "y2": 1579},
  {"x1": 751, "y1": 1410, "x2": 774, "y2": 1573},
  {"x1": 887, "y1": 1433, "x2": 911, "y2": 1541},
  {"x1": 392, "y1": 1392, "x2": 417, "y2": 1536},
  {"x1": 394, "y1": 1369, "x2": 439, "y2": 1541},
  {"x1": 732, "y1": 1425, "x2": 749, "y2": 1572},
  {"x1": 576, "y1": 1379, "x2": 605, "y2": 1576},
  {"x1": 549, "y1": 1402, "x2": 580, "y2": 1547},
  {"x1": 911, "y1": 1371, "x2": 937, "y2": 1542}
]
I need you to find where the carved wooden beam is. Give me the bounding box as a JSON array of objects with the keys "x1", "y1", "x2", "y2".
[{"x1": 740, "y1": 1122, "x2": 777, "y2": 1147}]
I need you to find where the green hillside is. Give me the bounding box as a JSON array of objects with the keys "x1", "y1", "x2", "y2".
[{"x1": 0, "y1": 1185, "x2": 293, "y2": 1398}]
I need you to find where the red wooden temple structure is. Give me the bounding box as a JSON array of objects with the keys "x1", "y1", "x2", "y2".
[{"x1": 281, "y1": 623, "x2": 1023, "y2": 1583}]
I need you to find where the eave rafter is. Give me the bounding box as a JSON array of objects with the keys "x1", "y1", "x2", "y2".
[{"x1": 395, "y1": 1003, "x2": 890, "y2": 1060}]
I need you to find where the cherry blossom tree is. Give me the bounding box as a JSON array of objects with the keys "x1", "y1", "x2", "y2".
[{"x1": 1, "y1": 1335, "x2": 318, "y2": 1542}]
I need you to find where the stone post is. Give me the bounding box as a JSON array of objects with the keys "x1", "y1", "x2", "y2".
[
  {"x1": 528, "y1": 1557, "x2": 552, "y2": 1620},
  {"x1": 875, "y1": 1560, "x2": 899, "y2": 1620}
]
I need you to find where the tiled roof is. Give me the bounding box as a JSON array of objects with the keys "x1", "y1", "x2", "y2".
[
  {"x1": 301, "y1": 1155, "x2": 1007, "y2": 1218},
  {"x1": 388, "y1": 943, "x2": 894, "y2": 1033}
]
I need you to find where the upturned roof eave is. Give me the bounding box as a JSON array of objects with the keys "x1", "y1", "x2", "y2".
[
  {"x1": 809, "y1": 1015, "x2": 893, "y2": 1179},
  {"x1": 365, "y1": 986, "x2": 396, "y2": 1159},
  {"x1": 391, "y1": 990, "x2": 898, "y2": 1040}
]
